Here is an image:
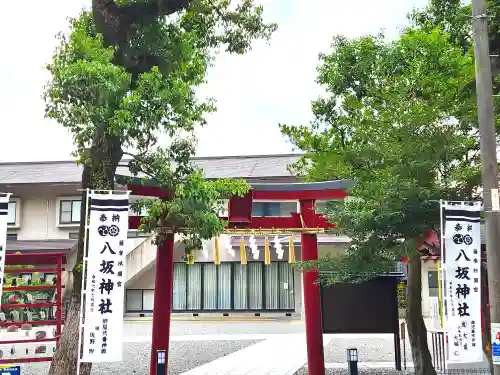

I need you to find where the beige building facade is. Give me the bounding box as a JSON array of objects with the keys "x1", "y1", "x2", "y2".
[
  {"x1": 4, "y1": 154, "x2": 464, "y2": 321},
  {"x1": 0, "y1": 155, "x2": 351, "y2": 319}
]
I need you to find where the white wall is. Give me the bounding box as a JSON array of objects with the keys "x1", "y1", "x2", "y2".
[{"x1": 7, "y1": 186, "x2": 82, "y2": 240}]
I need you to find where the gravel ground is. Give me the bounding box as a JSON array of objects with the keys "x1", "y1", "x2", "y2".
[
  {"x1": 324, "y1": 336, "x2": 412, "y2": 363},
  {"x1": 123, "y1": 320, "x2": 304, "y2": 338},
  {"x1": 0, "y1": 322, "x2": 420, "y2": 374},
  {"x1": 11, "y1": 340, "x2": 261, "y2": 375},
  {"x1": 295, "y1": 368, "x2": 414, "y2": 375}
]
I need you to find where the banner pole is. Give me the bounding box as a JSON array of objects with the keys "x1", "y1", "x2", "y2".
[
  {"x1": 438, "y1": 200, "x2": 445, "y2": 329},
  {"x1": 0, "y1": 193, "x2": 12, "y2": 306},
  {"x1": 76, "y1": 188, "x2": 91, "y2": 375},
  {"x1": 439, "y1": 200, "x2": 448, "y2": 368}
]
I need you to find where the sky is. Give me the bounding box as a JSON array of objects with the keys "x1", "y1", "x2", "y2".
[{"x1": 0, "y1": 0, "x2": 428, "y2": 162}]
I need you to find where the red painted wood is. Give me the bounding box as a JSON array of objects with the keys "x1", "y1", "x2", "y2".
[
  {"x1": 0, "y1": 252, "x2": 66, "y2": 363},
  {"x1": 130, "y1": 212, "x2": 336, "y2": 231},
  {"x1": 5, "y1": 253, "x2": 67, "y2": 266},
  {"x1": 228, "y1": 191, "x2": 253, "y2": 223},
  {"x1": 0, "y1": 357, "x2": 53, "y2": 364},
  {"x1": 300, "y1": 199, "x2": 326, "y2": 375},
  {"x1": 55, "y1": 256, "x2": 63, "y2": 338},
  {"x1": 128, "y1": 185, "x2": 170, "y2": 199},
  {"x1": 0, "y1": 337, "x2": 59, "y2": 345},
  {"x1": 128, "y1": 183, "x2": 346, "y2": 201},
  {"x1": 0, "y1": 320, "x2": 57, "y2": 327},
  {"x1": 150, "y1": 234, "x2": 175, "y2": 375},
  {"x1": 1, "y1": 303, "x2": 56, "y2": 309},
  {"x1": 253, "y1": 189, "x2": 346, "y2": 200},
  {"x1": 3, "y1": 285, "x2": 56, "y2": 291},
  {"x1": 4, "y1": 268, "x2": 57, "y2": 274}
]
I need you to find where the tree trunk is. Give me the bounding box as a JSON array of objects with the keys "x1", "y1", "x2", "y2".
[
  {"x1": 48, "y1": 134, "x2": 122, "y2": 375},
  {"x1": 406, "y1": 250, "x2": 437, "y2": 375}
]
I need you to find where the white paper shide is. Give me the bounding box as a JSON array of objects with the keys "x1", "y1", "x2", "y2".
[
  {"x1": 443, "y1": 202, "x2": 482, "y2": 362},
  {"x1": 0, "y1": 193, "x2": 11, "y2": 303},
  {"x1": 81, "y1": 192, "x2": 129, "y2": 362}
]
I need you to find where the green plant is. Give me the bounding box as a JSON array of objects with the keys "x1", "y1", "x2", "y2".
[{"x1": 2, "y1": 266, "x2": 56, "y2": 322}]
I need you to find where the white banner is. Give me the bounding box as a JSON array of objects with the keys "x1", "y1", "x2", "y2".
[
  {"x1": 442, "y1": 201, "x2": 482, "y2": 362},
  {"x1": 0, "y1": 193, "x2": 11, "y2": 304},
  {"x1": 81, "y1": 191, "x2": 130, "y2": 363}
]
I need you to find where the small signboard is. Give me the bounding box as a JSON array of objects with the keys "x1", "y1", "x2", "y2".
[
  {"x1": 0, "y1": 366, "x2": 21, "y2": 375},
  {"x1": 491, "y1": 323, "x2": 500, "y2": 364}
]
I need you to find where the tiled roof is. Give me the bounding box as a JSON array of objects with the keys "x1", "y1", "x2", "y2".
[
  {"x1": 6, "y1": 239, "x2": 77, "y2": 253},
  {"x1": 0, "y1": 154, "x2": 301, "y2": 185}
]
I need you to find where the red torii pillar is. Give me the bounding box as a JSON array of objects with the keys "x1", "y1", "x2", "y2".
[
  {"x1": 300, "y1": 199, "x2": 325, "y2": 375},
  {"x1": 124, "y1": 178, "x2": 353, "y2": 375},
  {"x1": 149, "y1": 233, "x2": 175, "y2": 375}
]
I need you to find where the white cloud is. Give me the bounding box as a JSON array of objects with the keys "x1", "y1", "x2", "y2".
[{"x1": 0, "y1": 0, "x2": 427, "y2": 162}]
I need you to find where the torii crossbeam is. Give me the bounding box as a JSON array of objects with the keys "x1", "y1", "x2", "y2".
[{"x1": 122, "y1": 176, "x2": 354, "y2": 375}]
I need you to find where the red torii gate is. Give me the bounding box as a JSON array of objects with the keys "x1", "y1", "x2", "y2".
[{"x1": 125, "y1": 178, "x2": 354, "y2": 375}]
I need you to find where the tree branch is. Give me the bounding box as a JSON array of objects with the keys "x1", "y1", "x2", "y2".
[
  {"x1": 92, "y1": 0, "x2": 192, "y2": 84},
  {"x1": 119, "y1": 0, "x2": 192, "y2": 22}
]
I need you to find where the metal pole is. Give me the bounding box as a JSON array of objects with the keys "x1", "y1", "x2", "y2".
[
  {"x1": 471, "y1": 0, "x2": 500, "y2": 371},
  {"x1": 76, "y1": 188, "x2": 91, "y2": 375}
]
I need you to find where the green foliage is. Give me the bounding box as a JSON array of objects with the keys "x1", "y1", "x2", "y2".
[
  {"x1": 129, "y1": 146, "x2": 250, "y2": 250},
  {"x1": 44, "y1": 10, "x2": 213, "y2": 160},
  {"x1": 410, "y1": 0, "x2": 500, "y2": 128},
  {"x1": 410, "y1": 0, "x2": 500, "y2": 58},
  {"x1": 44, "y1": 0, "x2": 272, "y2": 247},
  {"x1": 281, "y1": 28, "x2": 478, "y2": 281},
  {"x1": 2, "y1": 267, "x2": 56, "y2": 320},
  {"x1": 409, "y1": 0, "x2": 472, "y2": 53}
]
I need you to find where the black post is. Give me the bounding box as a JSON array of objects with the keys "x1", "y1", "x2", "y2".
[
  {"x1": 156, "y1": 349, "x2": 166, "y2": 375},
  {"x1": 347, "y1": 348, "x2": 358, "y2": 375},
  {"x1": 394, "y1": 330, "x2": 402, "y2": 371},
  {"x1": 400, "y1": 321, "x2": 406, "y2": 370},
  {"x1": 393, "y1": 280, "x2": 402, "y2": 371}
]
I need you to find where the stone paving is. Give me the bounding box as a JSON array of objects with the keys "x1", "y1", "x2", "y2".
[
  {"x1": 324, "y1": 335, "x2": 412, "y2": 364},
  {"x1": 13, "y1": 340, "x2": 262, "y2": 375},
  {"x1": 3, "y1": 321, "x2": 418, "y2": 375}
]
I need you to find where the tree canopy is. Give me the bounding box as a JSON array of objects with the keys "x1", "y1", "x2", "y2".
[
  {"x1": 44, "y1": 1, "x2": 275, "y2": 251},
  {"x1": 281, "y1": 26, "x2": 478, "y2": 375},
  {"x1": 281, "y1": 28, "x2": 477, "y2": 281},
  {"x1": 44, "y1": 2, "x2": 276, "y2": 374},
  {"x1": 411, "y1": 0, "x2": 500, "y2": 95}
]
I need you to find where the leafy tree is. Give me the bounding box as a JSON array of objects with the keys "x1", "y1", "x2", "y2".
[
  {"x1": 412, "y1": 0, "x2": 500, "y2": 363},
  {"x1": 43, "y1": 1, "x2": 276, "y2": 374},
  {"x1": 410, "y1": 0, "x2": 500, "y2": 116},
  {"x1": 281, "y1": 28, "x2": 477, "y2": 375}
]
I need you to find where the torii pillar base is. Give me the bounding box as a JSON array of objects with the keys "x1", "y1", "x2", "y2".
[
  {"x1": 150, "y1": 233, "x2": 175, "y2": 375},
  {"x1": 300, "y1": 199, "x2": 325, "y2": 375}
]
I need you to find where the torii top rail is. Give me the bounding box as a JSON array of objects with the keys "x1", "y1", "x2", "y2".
[{"x1": 122, "y1": 177, "x2": 354, "y2": 233}]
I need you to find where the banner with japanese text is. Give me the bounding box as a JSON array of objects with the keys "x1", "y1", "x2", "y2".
[
  {"x1": 443, "y1": 201, "x2": 482, "y2": 362},
  {"x1": 0, "y1": 193, "x2": 11, "y2": 304},
  {"x1": 81, "y1": 192, "x2": 130, "y2": 363}
]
